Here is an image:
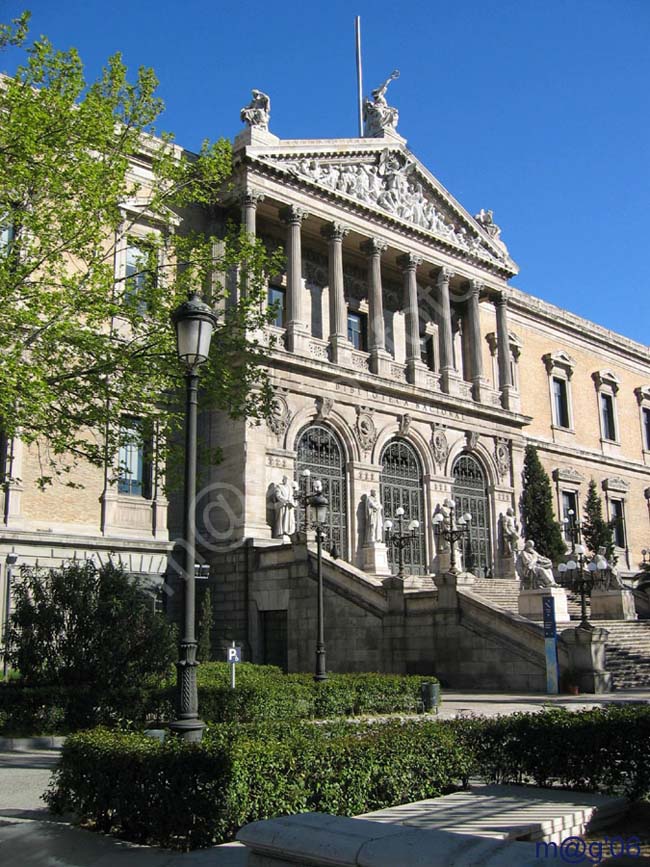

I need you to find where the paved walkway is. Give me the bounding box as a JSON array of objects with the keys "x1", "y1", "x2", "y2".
[{"x1": 1, "y1": 688, "x2": 648, "y2": 865}]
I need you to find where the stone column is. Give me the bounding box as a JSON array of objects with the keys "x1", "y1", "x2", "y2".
[
  {"x1": 434, "y1": 267, "x2": 460, "y2": 394},
  {"x1": 241, "y1": 190, "x2": 264, "y2": 236},
  {"x1": 280, "y1": 205, "x2": 310, "y2": 354},
  {"x1": 466, "y1": 279, "x2": 488, "y2": 402},
  {"x1": 239, "y1": 191, "x2": 264, "y2": 302},
  {"x1": 495, "y1": 293, "x2": 516, "y2": 410},
  {"x1": 322, "y1": 222, "x2": 352, "y2": 366},
  {"x1": 361, "y1": 238, "x2": 391, "y2": 376},
  {"x1": 397, "y1": 253, "x2": 427, "y2": 387}
]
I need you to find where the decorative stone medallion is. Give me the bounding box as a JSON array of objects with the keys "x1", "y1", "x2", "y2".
[
  {"x1": 268, "y1": 393, "x2": 290, "y2": 438},
  {"x1": 356, "y1": 408, "x2": 377, "y2": 453},
  {"x1": 494, "y1": 437, "x2": 511, "y2": 480},
  {"x1": 430, "y1": 424, "x2": 449, "y2": 468}
]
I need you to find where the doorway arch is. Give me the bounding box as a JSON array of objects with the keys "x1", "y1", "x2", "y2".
[{"x1": 451, "y1": 453, "x2": 492, "y2": 574}]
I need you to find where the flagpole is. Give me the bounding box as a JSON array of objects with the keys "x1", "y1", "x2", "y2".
[{"x1": 355, "y1": 16, "x2": 363, "y2": 137}]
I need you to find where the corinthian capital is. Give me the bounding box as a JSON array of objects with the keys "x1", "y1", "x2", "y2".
[
  {"x1": 321, "y1": 222, "x2": 350, "y2": 242},
  {"x1": 469, "y1": 278, "x2": 483, "y2": 297},
  {"x1": 279, "y1": 204, "x2": 308, "y2": 226},
  {"x1": 360, "y1": 237, "x2": 388, "y2": 257},
  {"x1": 396, "y1": 252, "x2": 422, "y2": 272},
  {"x1": 435, "y1": 266, "x2": 454, "y2": 286},
  {"x1": 241, "y1": 189, "x2": 265, "y2": 208}
]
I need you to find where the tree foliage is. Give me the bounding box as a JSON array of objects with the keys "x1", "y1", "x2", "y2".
[
  {"x1": 520, "y1": 445, "x2": 566, "y2": 562},
  {"x1": 197, "y1": 587, "x2": 214, "y2": 663},
  {"x1": 582, "y1": 478, "x2": 616, "y2": 563},
  {"x1": 0, "y1": 16, "x2": 283, "y2": 488},
  {"x1": 6, "y1": 561, "x2": 176, "y2": 689}
]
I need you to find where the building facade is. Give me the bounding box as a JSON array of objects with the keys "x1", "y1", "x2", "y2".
[{"x1": 3, "y1": 88, "x2": 650, "y2": 684}]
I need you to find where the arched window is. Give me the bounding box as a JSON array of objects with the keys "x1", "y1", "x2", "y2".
[
  {"x1": 295, "y1": 424, "x2": 348, "y2": 559},
  {"x1": 380, "y1": 439, "x2": 425, "y2": 575},
  {"x1": 452, "y1": 453, "x2": 491, "y2": 574}
]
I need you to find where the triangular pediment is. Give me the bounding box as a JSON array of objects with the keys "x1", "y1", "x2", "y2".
[{"x1": 243, "y1": 139, "x2": 518, "y2": 275}]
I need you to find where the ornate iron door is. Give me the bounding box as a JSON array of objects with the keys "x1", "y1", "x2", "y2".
[
  {"x1": 295, "y1": 424, "x2": 348, "y2": 559},
  {"x1": 380, "y1": 439, "x2": 426, "y2": 575},
  {"x1": 451, "y1": 454, "x2": 491, "y2": 574}
]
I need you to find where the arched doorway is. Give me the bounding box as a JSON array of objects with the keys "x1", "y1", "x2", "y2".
[
  {"x1": 452, "y1": 453, "x2": 491, "y2": 574},
  {"x1": 380, "y1": 439, "x2": 426, "y2": 575},
  {"x1": 295, "y1": 424, "x2": 348, "y2": 559}
]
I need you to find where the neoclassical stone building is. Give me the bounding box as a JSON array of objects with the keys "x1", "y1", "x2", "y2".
[{"x1": 3, "y1": 85, "x2": 650, "y2": 686}]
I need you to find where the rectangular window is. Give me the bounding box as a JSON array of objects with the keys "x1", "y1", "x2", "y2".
[
  {"x1": 610, "y1": 499, "x2": 626, "y2": 548},
  {"x1": 643, "y1": 408, "x2": 650, "y2": 451},
  {"x1": 0, "y1": 222, "x2": 13, "y2": 253},
  {"x1": 117, "y1": 417, "x2": 151, "y2": 498},
  {"x1": 600, "y1": 393, "x2": 617, "y2": 441},
  {"x1": 561, "y1": 490, "x2": 578, "y2": 543},
  {"x1": 552, "y1": 377, "x2": 570, "y2": 428},
  {"x1": 125, "y1": 242, "x2": 156, "y2": 311},
  {"x1": 347, "y1": 312, "x2": 367, "y2": 352},
  {"x1": 420, "y1": 335, "x2": 435, "y2": 371},
  {"x1": 267, "y1": 285, "x2": 286, "y2": 328}
]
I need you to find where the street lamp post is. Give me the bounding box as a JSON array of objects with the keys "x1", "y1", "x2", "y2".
[
  {"x1": 383, "y1": 507, "x2": 420, "y2": 579},
  {"x1": 432, "y1": 499, "x2": 472, "y2": 573},
  {"x1": 169, "y1": 292, "x2": 217, "y2": 742},
  {"x1": 2, "y1": 553, "x2": 18, "y2": 679},
  {"x1": 564, "y1": 508, "x2": 581, "y2": 554},
  {"x1": 308, "y1": 481, "x2": 329, "y2": 682},
  {"x1": 558, "y1": 544, "x2": 593, "y2": 630}
]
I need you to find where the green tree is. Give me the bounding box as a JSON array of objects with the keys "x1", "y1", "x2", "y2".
[
  {"x1": 520, "y1": 445, "x2": 566, "y2": 562},
  {"x1": 6, "y1": 561, "x2": 176, "y2": 689},
  {"x1": 0, "y1": 16, "x2": 282, "y2": 488},
  {"x1": 197, "y1": 587, "x2": 214, "y2": 663},
  {"x1": 582, "y1": 478, "x2": 616, "y2": 563}
]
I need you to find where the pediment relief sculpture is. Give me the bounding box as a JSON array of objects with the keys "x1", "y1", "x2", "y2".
[{"x1": 257, "y1": 149, "x2": 512, "y2": 268}]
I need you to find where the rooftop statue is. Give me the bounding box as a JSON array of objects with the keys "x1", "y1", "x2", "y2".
[
  {"x1": 363, "y1": 70, "x2": 400, "y2": 137},
  {"x1": 240, "y1": 89, "x2": 270, "y2": 131}
]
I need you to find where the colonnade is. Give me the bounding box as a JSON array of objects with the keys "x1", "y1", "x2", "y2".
[{"x1": 242, "y1": 191, "x2": 516, "y2": 411}]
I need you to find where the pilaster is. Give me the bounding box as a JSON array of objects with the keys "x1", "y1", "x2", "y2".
[
  {"x1": 361, "y1": 238, "x2": 392, "y2": 377},
  {"x1": 434, "y1": 267, "x2": 462, "y2": 395},
  {"x1": 398, "y1": 252, "x2": 427, "y2": 387},
  {"x1": 280, "y1": 205, "x2": 310, "y2": 355},
  {"x1": 322, "y1": 222, "x2": 352, "y2": 366}
]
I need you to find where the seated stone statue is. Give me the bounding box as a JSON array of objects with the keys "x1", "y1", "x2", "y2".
[
  {"x1": 240, "y1": 89, "x2": 270, "y2": 130},
  {"x1": 363, "y1": 71, "x2": 400, "y2": 136},
  {"x1": 516, "y1": 540, "x2": 558, "y2": 590}
]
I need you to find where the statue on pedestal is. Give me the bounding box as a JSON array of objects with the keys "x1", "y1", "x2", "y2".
[
  {"x1": 500, "y1": 507, "x2": 521, "y2": 557},
  {"x1": 271, "y1": 475, "x2": 295, "y2": 538},
  {"x1": 363, "y1": 70, "x2": 400, "y2": 137},
  {"x1": 364, "y1": 489, "x2": 384, "y2": 544},
  {"x1": 516, "y1": 540, "x2": 558, "y2": 589},
  {"x1": 240, "y1": 89, "x2": 271, "y2": 130}
]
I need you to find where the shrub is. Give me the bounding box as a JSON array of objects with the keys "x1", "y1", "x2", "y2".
[
  {"x1": 6, "y1": 562, "x2": 176, "y2": 690},
  {"x1": 450, "y1": 705, "x2": 650, "y2": 799},
  {"x1": 46, "y1": 718, "x2": 468, "y2": 849}
]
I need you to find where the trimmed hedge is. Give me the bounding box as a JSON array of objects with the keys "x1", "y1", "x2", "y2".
[
  {"x1": 0, "y1": 666, "x2": 439, "y2": 733},
  {"x1": 46, "y1": 719, "x2": 467, "y2": 849},
  {"x1": 45, "y1": 706, "x2": 650, "y2": 850},
  {"x1": 450, "y1": 705, "x2": 650, "y2": 799}
]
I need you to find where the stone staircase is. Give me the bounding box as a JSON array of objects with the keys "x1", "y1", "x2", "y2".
[
  {"x1": 470, "y1": 578, "x2": 520, "y2": 613},
  {"x1": 598, "y1": 620, "x2": 650, "y2": 689},
  {"x1": 471, "y1": 578, "x2": 650, "y2": 689}
]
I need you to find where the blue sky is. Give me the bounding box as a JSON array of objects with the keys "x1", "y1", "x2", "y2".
[{"x1": 2, "y1": 0, "x2": 649, "y2": 345}]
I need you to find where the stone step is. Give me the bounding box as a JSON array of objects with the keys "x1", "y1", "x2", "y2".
[{"x1": 358, "y1": 783, "x2": 628, "y2": 846}]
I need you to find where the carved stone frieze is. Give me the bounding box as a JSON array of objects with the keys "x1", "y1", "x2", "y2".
[
  {"x1": 270, "y1": 150, "x2": 509, "y2": 266},
  {"x1": 430, "y1": 424, "x2": 449, "y2": 468},
  {"x1": 552, "y1": 467, "x2": 584, "y2": 485},
  {"x1": 602, "y1": 476, "x2": 630, "y2": 493}
]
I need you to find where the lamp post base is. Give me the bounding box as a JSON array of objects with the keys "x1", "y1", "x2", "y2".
[{"x1": 168, "y1": 718, "x2": 206, "y2": 743}]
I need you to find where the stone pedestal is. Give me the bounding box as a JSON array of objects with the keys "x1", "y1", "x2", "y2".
[
  {"x1": 362, "y1": 542, "x2": 390, "y2": 576},
  {"x1": 559, "y1": 625, "x2": 612, "y2": 694},
  {"x1": 369, "y1": 348, "x2": 393, "y2": 378},
  {"x1": 590, "y1": 588, "x2": 637, "y2": 621},
  {"x1": 518, "y1": 587, "x2": 570, "y2": 623},
  {"x1": 433, "y1": 570, "x2": 475, "y2": 610}
]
